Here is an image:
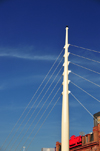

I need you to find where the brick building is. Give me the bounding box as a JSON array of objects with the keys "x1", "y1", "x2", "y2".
[{"x1": 56, "y1": 112, "x2": 100, "y2": 151}]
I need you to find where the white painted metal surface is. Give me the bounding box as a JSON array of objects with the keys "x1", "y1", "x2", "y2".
[
  {"x1": 41, "y1": 148, "x2": 55, "y2": 151},
  {"x1": 61, "y1": 26, "x2": 69, "y2": 151},
  {"x1": 23, "y1": 146, "x2": 25, "y2": 151}
]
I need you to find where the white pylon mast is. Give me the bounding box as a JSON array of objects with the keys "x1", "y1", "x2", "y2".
[{"x1": 61, "y1": 26, "x2": 70, "y2": 151}]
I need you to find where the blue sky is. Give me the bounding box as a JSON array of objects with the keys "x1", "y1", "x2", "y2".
[{"x1": 0, "y1": 0, "x2": 100, "y2": 151}]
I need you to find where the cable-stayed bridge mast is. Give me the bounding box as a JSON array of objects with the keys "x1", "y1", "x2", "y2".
[
  {"x1": 61, "y1": 26, "x2": 70, "y2": 151},
  {"x1": 1, "y1": 26, "x2": 100, "y2": 151}
]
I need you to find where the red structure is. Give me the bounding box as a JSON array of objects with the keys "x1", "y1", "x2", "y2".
[
  {"x1": 69, "y1": 135, "x2": 82, "y2": 148},
  {"x1": 56, "y1": 112, "x2": 100, "y2": 151}
]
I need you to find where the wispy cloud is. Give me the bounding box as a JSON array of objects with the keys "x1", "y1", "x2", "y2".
[
  {"x1": 0, "y1": 73, "x2": 62, "y2": 90},
  {"x1": 0, "y1": 84, "x2": 6, "y2": 90},
  {"x1": 0, "y1": 46, "x2": 57, "y2": 61},
  {"x1": 0, "y1": 74, "x2": 45, "y2": 90}
]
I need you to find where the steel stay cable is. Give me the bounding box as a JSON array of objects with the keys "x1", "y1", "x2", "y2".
[
  {"x1": 70, "y1": 81, "x2": 100, "y2": 103},
  {"x1": 10, "y1": 67, "x2": 63, "y2": 151},
  {"x1": 20, "y1": 86, "x2": 62, "y2": 151},
  {"x1": 70, "y1": 92, "x2": 96, "y2": 121},
  {"x1": 4, "y1": 56, "x2": 63, "y2": 151},
  {"x1": 70, "y1": 44, "x2": 100, "y2": 54},
  {"x1": 1, "y1": 48, "x2": 64, "y2": 150},
  {"x1": 70, "y1": 62, "x2": 100, "y2": 75},
  {"x1": 71, "y1": 71, "x2": 100, "y2": 88},
  {"x1": 14, "y1": 75, "x2": 62, "y2": 151},
  {"x1": 70, "y1": 52, "x2": 100, "y2": 64},
  {"x1": 26, "y1": 95, "x2": 61, "y2": 151}
]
